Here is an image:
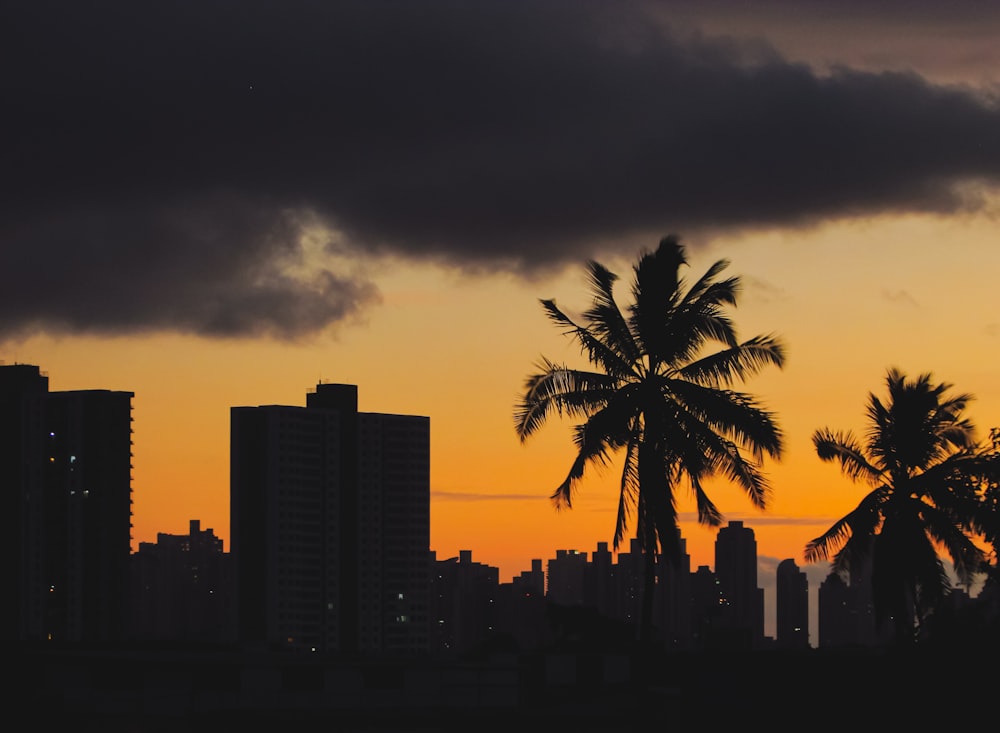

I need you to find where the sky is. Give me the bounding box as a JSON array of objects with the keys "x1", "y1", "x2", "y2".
[{"x1": 3, "y1": 1, "x2": 1000, "y2": 639}]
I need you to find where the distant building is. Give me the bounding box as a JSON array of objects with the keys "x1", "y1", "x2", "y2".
[
  {"x1": 817, "y1": 564, "x2": 884, "y2": 648},
  {"x1": 818, "y1": 571, "x2": 854, "y2": 648},
  {"x1": 0, "y1": 363, "x2": 134, "y2": 643},
  {"x1": 230, "y1": 382, "x2": 430, "y2": 655},
  {"x1": 547, "y1": 549, "x2": 588, "y2": 607},
  {"x1": 690, "y1": 564, "x2": 725, "y2": 649},
  {"x1": 130, "y1": 519, "x2": 233, "y2": 642},
  {"x1": 497, "y1": 559, "x2": 547, "y2": 651},
  {"x1": 776, "y1": 558, "x2": 809, "y2": 649},
  {"x1": 586, "y1": 541, "x2": 616, "y2": 620},
  {"x1": 430, "y1": 549, "x2": 499, "y2": 655},
  {"x1": 612, "y1": 539, "x2": 644, "y2": 629},
  {"x1": 654, "y1": 530, "x2": 694, "y2": 650},
  {"x1": 713, "y1": 520, "x2": 765, "y2": 649}
]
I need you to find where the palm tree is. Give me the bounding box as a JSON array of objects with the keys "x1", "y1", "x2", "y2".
[
  {"x1": 966, "y1": 427, "x2": 1000, "y2": 602},
  {"x1": 513, "y1": 235, "x2": 785, "y2": 642},
  {"x1": 805, "y1": 368, "x2": 992, "y2": 645}
]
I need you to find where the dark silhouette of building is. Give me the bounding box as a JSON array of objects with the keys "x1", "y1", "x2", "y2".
[
  {"x1": 496, "y1": 559, "x2": 547, "y2": 651},
  {"x1": 547, "y1": 549, "x2": 588, "y2": 606},
  {"x1": 0, "y1": 363, "x2": 133, "y2": 643},
  {"x1": 230, "y1": 382, "x2": 430, "y2": 655},
  {"x1": 817, "y1": 571, "x2": 853, "y2": 648},
  {"x1": 611, "y1": 539, "x2": 643, "y2": 631},
  {"x1": 129, "y1": 519, "x2": 233, "y2": 642},
  {"x1": 776, "y1": 558, "x2": 809, "y2": 649},
  {"x1": 585, "y1": 541, "x2": 616, "y2": 620},
  {"x1": 430, "y1": 550, "x2": 499, "y2": 656},
  {"x1": 713, "y1": 520, "x2": 764, "y2": 649},
  {"x1": 653, "y1": 530, "x2": 694, "y2": 650},
  {"x1": 817, "y1": 563, "x2": 885, "y2": 648},
  {"x1": 690, "y1": 564, "x2": 725, "y2": 649},
  {"x1": 0, "y1": 363, "x2": 48, "y2": 642}
]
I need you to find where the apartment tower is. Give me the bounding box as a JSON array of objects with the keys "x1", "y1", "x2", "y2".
[
  {"x1": 776, "y1": 557, "x2": 810, "y2": 649},
  {"x1": 230, "y1": 382, "x2": 430, "y2": 655},
  {"x1": 714, "y1": 519, "x2": 765, "y2": 649},
  {"x1": 0, "y1": 363, "x2": 134, "y2": 642}
]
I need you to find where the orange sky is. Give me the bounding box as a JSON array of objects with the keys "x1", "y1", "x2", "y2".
[
  {"x1": 4, "y1": 4, "x2": 1000, "y2": 644},
  {"x1": 7, "y1": 213, "x2": 999, "y2": 586}
]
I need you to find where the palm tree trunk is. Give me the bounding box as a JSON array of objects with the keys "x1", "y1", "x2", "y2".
[{"x1": 640, "y1": 545, "x2": 656, "y2": 642}]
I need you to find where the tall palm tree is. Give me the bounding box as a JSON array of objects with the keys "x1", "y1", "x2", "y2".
[
  {"x1": 805, "y1": 368, "x2": 991, "y2": 645},
  {"x1": 513, "y1": 235, "x2": 785, "y2": 642}
]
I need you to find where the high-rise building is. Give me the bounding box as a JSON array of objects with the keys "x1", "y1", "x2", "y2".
[
  {"x1": 430, "y1": 549, "x2": 499, "y2": 655},
  {"x1": 714, "y1": 520, "x2": 764, "y2": 649},
  {"x1": 130, "y1": 519, "x2": 233, "y2": 642},
  {"x1": 654, "y1": 529, "x2": 694, "y2": 650},
  {"x1": 776, "y1": 558, "x2": 809, "y2": 649},
  {"x1": 0, "y1": 363, "x2": 134, "y2": 642},
  {"x1": 690, "y1": 564, "x2": 724, "y2": 649},
  {"x1": 547, "y1": 549, "x2": 588, "y2": 607},
  {"x1": 817, "y1": 570, "x2": 854, "y2": 648},
  {"x1": 230, "y1": 382, "x2": 430, "y2": 656}
]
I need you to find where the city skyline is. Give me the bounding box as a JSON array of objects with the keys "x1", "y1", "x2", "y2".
[{"x1": 3, "y1": 2, "x2": 1000, "y2": 605}]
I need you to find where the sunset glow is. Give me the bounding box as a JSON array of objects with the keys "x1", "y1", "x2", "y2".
[{"x1": 3, "y1": 2, "x2": 1000, "y2": 605}]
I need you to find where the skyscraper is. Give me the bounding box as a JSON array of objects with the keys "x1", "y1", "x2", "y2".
[
  {"x1": 714, "y1": 520, "x2": 764, "y2": 649},
  {"x1": 776, "y1": 558, "x2": 809, "y2": 649},
  {"x1": 230, "y1": 382, "x2": 430, "y2": 655},
  {"x1": 0, "y1": 364, "x2": 134, "y2": 642}
]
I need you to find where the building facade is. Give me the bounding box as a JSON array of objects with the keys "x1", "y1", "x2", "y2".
[
  {"x1": 230, "y1": 382, "x2": 430, "y2": 656},
  {"x1": 776, "y1": 558, "x2": 809, "y2": 649},
  {"x1": 129, "y1": 519, "x2": 233, "y2": 642},
  {"x1": 0, "y1": 364, "x2": 134, "y2": 643},
  {"x1": 713, "y1": 520, "x2": 765, "y2": 649}
]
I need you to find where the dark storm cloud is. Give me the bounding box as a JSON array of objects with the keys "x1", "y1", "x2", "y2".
[{"x1": 3, "y1": 0, "x2": 999, "y2": 339}]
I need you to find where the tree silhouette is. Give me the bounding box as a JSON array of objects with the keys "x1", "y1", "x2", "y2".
[
  {"x1": 805, "y1": 368, "x2": 992, "y2": 645},
  {"x1": 967, "y1": 427, "x2": 1000, "y2": 595},
  {"x1": 514, "y1": 235, "x2": 785, "y2": 642}
]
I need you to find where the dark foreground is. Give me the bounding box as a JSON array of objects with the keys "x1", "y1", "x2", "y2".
[{"x1": 5, "y1": 642, "x2": 994, "y2": 731}]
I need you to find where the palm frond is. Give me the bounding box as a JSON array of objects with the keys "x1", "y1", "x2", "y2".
[
  {"x1": 667, "y1": 379, "x2": 784, "y2": 461},
  {"x1": 550, "y1": 398, "x2": 640, "y2": 508},
  {"x1": 550, "y1": 423, "x2": 611, "y2": 509},
  {"x1": 513, "y1": 360, "x2": 616, "y2": 440},
  {"x1": 582, "y1": 260, "x2": 643, "y2": 368},
  {"x1": 689, "y1": 473, "x2": 724, "y2": 527},
  {"x1": 653, "y1": 276, "x2": 744, "y2": 365},
  {"x1": 540, "y1": 299, "x2": 636, "y2": 379},
  {"x1": 659, "y1": 391, "x2": 774, "y2": 509},
  {"x1": 614, "y1": 437, "x2": 641, "y2": 550},
  {"x1": 678, "y1": 261, "x2": 736, "y2": 309},
  {"x1": 629, "y1": 236, "x2": 687, "y2": 365},
  {"x1": 678, "y1": 334, "x2": 786, "y2": 388},
  {"x1": 804, "y1": 491, "x2": 882, "y2": 564},
  {"x1": 813, "y1": 428, "x2": 883, "y2": 485},
  {"x1": 921, "y1": 501, "x2": 987, "y2": 586}
]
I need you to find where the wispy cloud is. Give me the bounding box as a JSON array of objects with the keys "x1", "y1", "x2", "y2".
[
  {"x1": 432, "y1": 490, "x2": 548, "y2": 502},
  {"x1": 681, "y1": 512, "x2": 837, "y2": 527},
  {"x1": 881, "y1": 289, "x2": 920, "y2": 307}
]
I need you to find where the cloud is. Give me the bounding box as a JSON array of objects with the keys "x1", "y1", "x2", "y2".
[
  {"x1": 432, "y1": 490, "x2": 547, "y2": 502},
  {"x1": 881, "y1": 289, "x2": 920, "y2": 307},
  {"x1": 0, "y1": 194, "x2": 379, "y2": 340},
  {"x1": 3, "y1": 0, "x2": 1000, "y2": 339}
]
